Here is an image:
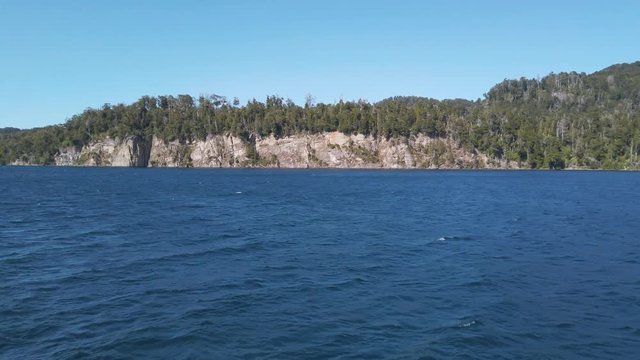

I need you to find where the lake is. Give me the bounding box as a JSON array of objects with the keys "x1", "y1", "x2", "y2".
[{"x1": 1, "y1": 168, "x2": 639, "y2": 359}]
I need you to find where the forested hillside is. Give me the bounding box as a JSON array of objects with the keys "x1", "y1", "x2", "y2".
[{"x1": 2, "y1": 61, "x2": 639, "y2": 169}]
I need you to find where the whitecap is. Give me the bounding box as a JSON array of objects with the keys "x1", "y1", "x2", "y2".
[
  {"x1": 436, "y1": 235, "x2": 473, "y2": 241},
  {"x1": 459, "y1": 320, "x2": 476, "y2": 328}
]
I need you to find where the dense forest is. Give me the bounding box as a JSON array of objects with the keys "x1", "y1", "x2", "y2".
[{"x1": 2, "y1": 61, "x2": 639, "y2": 169}]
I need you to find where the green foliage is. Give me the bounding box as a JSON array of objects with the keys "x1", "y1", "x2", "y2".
[{"x1": 2, "y1": 62, "x2": 640, "y2": 169}]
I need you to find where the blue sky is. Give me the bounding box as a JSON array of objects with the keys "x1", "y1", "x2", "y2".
[{"x1": 0, "y1": 0, "x2": 638, "y2": 129}]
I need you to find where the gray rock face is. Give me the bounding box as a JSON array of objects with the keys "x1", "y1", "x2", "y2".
[
  {"x1": 54, "y1": 136, "x2": 150, "y2": 167},
  {"x1": 54, "y1": 146, "x2": 82, "y2": 166},
  {"x1": 253, "y1": 132, "x2": 515, "y2": 169},
  {"x1": 50, "y1": 132, "x2": 520, "y2": 169},
  {"x1": 112, "y1": 137, "x2": 151, "y2": 167},
  {"x1": 149, "y1": 135, "x2": 248, "y2": 167}
]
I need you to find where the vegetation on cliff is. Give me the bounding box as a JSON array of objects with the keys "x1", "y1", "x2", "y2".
[{"x1": 2, "y1": 61, "x2": 639, "y2": 169}]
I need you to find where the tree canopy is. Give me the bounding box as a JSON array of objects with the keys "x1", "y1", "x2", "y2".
[{"x1": 2, "y1": 61, "x2": 640, "y2": 169}]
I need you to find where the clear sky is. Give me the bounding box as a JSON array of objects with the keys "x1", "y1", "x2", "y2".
[{"x1": 0, "y1": 0, "x2": 638, "y2": 129}]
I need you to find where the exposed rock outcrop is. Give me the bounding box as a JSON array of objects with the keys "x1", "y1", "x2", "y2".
[
  {"x1": 54, "y1": 136, "x2": 150, "y2": 167},
  {"x1": 49, "y1": 132, "x2": 520, "y2": 169}
]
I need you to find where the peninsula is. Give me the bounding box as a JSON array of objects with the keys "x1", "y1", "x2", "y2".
[{"x1": 2, "y1": 61, "x2": 639, "y2": 170}]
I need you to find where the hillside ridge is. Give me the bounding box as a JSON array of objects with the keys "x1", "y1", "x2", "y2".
[{"x1": 2, "y1": 61, "x2": 639, "y2": 169}]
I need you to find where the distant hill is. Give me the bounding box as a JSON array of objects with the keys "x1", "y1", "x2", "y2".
[
  {"x1": 1, "y1": 61, "x2": 639, "y2": 169},
  {"x1": 0, "y1": 127, "x2": 22, "y2": 135}
]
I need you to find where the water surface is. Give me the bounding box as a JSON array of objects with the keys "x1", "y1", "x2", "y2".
[{"x1": 1, "y1": 168, "x2": 639, "y2": 359}]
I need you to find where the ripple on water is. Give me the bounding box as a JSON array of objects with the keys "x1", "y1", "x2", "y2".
[{"x1": 1, "y1": 168, "x2": 640, "y2": 358}]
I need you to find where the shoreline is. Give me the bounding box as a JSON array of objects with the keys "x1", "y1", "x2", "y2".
[{"x1": 3, "y1": 164, "x2": 638, "y2": 172}]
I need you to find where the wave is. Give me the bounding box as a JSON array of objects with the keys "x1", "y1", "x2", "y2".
[
  {"x1": 458, "y1": 320, "x2": 477, "y2": 328},
  {"x1": 436, "y1": 235, "x2": 473, "y2": 241}
]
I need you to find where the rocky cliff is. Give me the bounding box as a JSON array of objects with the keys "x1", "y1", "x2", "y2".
[
  {"x1": 55, "y1": 136, "x2": 151, "y2": 167},
  {"x1": 49, "y1": 132, "x2": 519, "y2": 169}
]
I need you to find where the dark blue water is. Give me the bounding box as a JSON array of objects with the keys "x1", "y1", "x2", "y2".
[{"x1": 1, "y1": 168, "x2": 639, "y2": 359}]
